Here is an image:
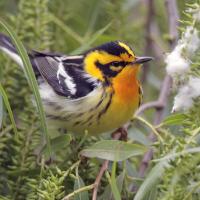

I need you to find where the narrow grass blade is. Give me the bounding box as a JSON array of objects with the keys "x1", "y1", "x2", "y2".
[
  {"x1": 99, "y1": 170, "x2": 125, "y2": 200},
  {"x1": 84, "y1": 1, "x2": 101, "y2": 38},
  {"x1": 0, "y1": 84, "x2": 18, "y2": 137},
  {"x1": 110, "y1": 162, "x2": 121, "y2": 200},
  {"x1": 134, "y1": 116, "x2": 163, "y2": 143},
  {"x1": 0, "y1": 19, "x2": 52, "y2": 157}
]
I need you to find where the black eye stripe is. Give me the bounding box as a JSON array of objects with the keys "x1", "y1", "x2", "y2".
[
  {"x1": 107, "y1": 61, "x2": 128, "y2": 67},
  {"x1": 95, "y1": 60, "x2": 132, "y2": 78},
  {"x1": 95, "y1": 61, "x2": 118, "y2": 77}
]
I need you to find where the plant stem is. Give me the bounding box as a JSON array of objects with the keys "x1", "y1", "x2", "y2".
[
  {"x1": 92, "y1": 128, "x2": 124, "y2": 200},
  {"x1": 62, "y1": 184, "x2": 95, "y2": 200},
  {"x1": 138, "y1": 0, "x2": 179, "y2": 178}
]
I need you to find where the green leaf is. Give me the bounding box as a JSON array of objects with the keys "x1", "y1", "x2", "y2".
[
  {"x1": 125, "y1": 160, "x2": 138, "y2": 178},
  {"x1": 0, "y1": 19, "x2": 52, "y2": 157},
  {"x1": 146, "y1": 185, "x2": 158, "y2": 200},
  {"x1": 162, "y1": 113, "x2": 187, "y2": 126},
  {"x1": 134, "y1": 161, "x2": 169, "y2": 200},
  {"x1": 128, "y1": 127, "x2": 151, "y2": 146},
  {"x1": 81, "y1": 140, "x2": 147, "y2": 161},
  {"x1": 74, "y1": 175, "x2": 89, "y2": 200},
  {"x1": 99, "y1": 171, "x2": 125, "y2": 200},
  {"x1": 42, "y1": 134, "x2": 72, "y2": 155}
]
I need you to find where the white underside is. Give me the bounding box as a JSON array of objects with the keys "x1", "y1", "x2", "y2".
[{"x1": 39, "y1": 81, "x2": 112, "y2": 134}]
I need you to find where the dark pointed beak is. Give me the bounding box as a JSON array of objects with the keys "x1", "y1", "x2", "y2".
[{"x1": 132, "y1": 56, "x2": 154, "y2": 64}]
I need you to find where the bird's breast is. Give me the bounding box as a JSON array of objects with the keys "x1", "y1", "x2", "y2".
[
  {"x1": 112, "y1": 65, "x2": 141, "y2": 105},
  {"x1": 92, "y1": 66, "x2": 141, "y2": 134}
]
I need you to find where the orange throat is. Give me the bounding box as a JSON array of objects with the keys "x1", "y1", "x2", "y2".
[{"x1": 112, "y1": 65, "x2": 140, "y2": 104}]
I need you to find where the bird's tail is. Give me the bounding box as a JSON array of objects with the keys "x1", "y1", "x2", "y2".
[{"x1": 0, "y1": 33, "x2": 23, "y2": 66}]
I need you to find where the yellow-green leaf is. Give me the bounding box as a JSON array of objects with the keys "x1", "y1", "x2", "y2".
[
  {"x1": 162, "y1": 113, "x2": 187, "y2": 126},
  {"x1": 81, "y1": 140, "x2": 147, "y2": 161}
]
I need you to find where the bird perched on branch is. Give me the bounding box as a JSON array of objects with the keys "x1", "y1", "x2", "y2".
[{"x1": 0, "y1": 33, "x2": 153, "y2": 135}]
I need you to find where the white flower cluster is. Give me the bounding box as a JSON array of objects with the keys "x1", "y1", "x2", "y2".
[
  {"x1": 172, "y1": 77, "x2": 200, "y2": 112},
  {"x1": 165, "y1": 4, "x2": 200, "y2": 112},
  {"x1": 166, "y1": 27, "x2": 200, "y2": 77}
]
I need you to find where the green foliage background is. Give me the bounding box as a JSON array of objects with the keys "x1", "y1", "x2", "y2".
[{"x1": 0, "y1": 0, "x2": 199, "y2": 199}]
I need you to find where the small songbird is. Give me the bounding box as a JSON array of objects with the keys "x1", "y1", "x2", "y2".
[{"x1": 0, "y1": 33, "x2": 153, "y2": 135}]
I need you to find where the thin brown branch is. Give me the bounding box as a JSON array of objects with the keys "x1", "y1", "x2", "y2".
[
  {"x1": 136, "y1": 101, "x2": 164, "y2": 116},
  {"x1": 165, "y1": 0, "x2": 179, "y2": 48},
  {"x1": 92, "y1": 128, "x2": 124, "y2": 200},
  {"x1": 141, "y1": 0, "x2": 155, "y2": 83},
  {"x1": 92, "y1": 160, "x2": 109, "y2": 200},
  {"x1": 138, "y1": 77, "x2": 172, "y2": 177},
  {"x1": 137, "y1": 75, "x2": 172, "y2": 115},
  {"x1": 138, "y1": 0, "x2": 179, "y2": 178},
  {"x1": 151, "y1": 35, "x2": 165, "y2": 61}
]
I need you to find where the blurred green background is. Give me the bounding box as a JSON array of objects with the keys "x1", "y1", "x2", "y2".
[{"x1": 0, "y1": 0, "x2": 199, "y2": 200}]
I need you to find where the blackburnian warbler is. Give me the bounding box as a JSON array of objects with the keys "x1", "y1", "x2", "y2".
[{"x1": 0, "y1": 33, "x2": 153, "y2": 135}]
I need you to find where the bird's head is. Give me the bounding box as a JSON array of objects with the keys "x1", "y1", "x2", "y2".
[{"x1": 84, "y1": 41, "x2": 153, "y2": 82}]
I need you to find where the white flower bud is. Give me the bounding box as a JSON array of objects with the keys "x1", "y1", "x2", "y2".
[
  {"x1": 183, "y1": 27, "x2": 200, "y2": 56},
  {"x1": 172, "y1": 77, "x2": 200, "y2": 112},
  {"x1": 165, "y1": 44, "x2": 190, "y2": 76}
]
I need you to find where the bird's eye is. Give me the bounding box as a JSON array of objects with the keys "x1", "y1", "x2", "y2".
[
  {"x1": 111, "y1": 61, "x2": 119, "y2": 66},
  {"x1": 110, "y1": 62, "x2": 123, "y2": 72}
]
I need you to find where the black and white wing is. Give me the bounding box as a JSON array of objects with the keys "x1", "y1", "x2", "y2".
[
  {"x1": 0, "y1": 33, "x2": 100, "y2": 99},
  {"x1": 30, "y1": 51, "x2": 100, "y2": 99}
]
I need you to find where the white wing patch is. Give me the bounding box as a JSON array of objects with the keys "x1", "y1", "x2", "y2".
[
  {"x1": 61, "y1": 55, "x2": 83, "y2": 60},
  {"x1": 64, "y1": 76, "x2": 76, "y2": 95},
  {"x1": 83, "y1": 73, "x2": 100, "y2": 87},
  {"x1": 57, "y1": 60, "x2": 77, "y2": 95}
]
